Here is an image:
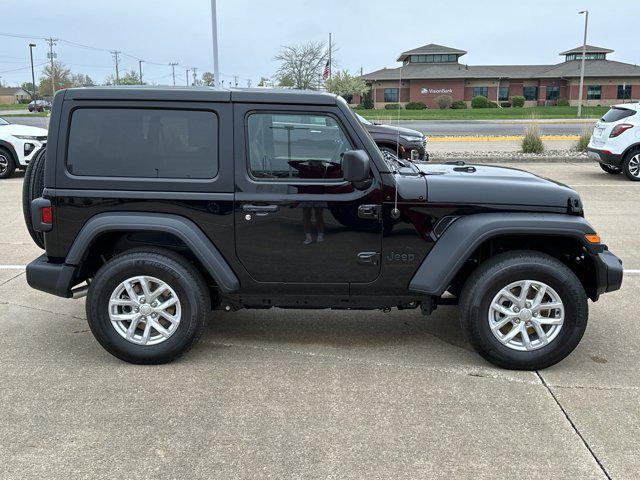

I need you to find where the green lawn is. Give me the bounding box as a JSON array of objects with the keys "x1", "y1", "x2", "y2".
[
  {"x1": 355, "y1": 106, "x2": 608, "y2": 121},
  {"x1": 0, "y1": 103, "x2": 30, "y2": 110}
]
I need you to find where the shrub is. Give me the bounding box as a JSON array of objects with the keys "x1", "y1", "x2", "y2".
[
  {"x1": 557, "y1": 98, "x2": 570, "y2": 107},
  {"x1": 434, "y1": 95, "x2": 453, "y2": 110},
  {"x1": 512, "y1": 96, "x2": 525, "y2": 108},
  {"x1": 521, "y1": 123, "x2": 544, "y2": 154},
  {"x1": 575, "y1": 127, "x2": 591, "y2": 152},
  {"x1": 362, "y1": 91, "x2": 374, "y2": 109},
  {"x1": 471, "y1": 95, "x2": 489, "y2": 108},
  {"x1": 500, "y1": 101, "x2": 512, "y2": 108},
  {"x1": 451, "y1": 100, "x2": 467, "y2": 109},
  {"x1": 384, "y1": 103, "x2": 402, "y2": 110},
  {"x1": 405, "y1": 102, "x2": 427, "y2": 110},
  {"x1": 488, "y1": 101, "x2": 498, "y2": 108}
]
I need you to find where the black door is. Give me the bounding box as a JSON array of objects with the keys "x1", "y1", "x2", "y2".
[{"x1": 234, "y1": 106, "x2": 382, "y2": 284}]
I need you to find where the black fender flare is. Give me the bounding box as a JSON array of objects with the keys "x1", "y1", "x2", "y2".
[
  {"x1": 409, "y1": 213, "x2": 597, "y2": 296},
  {"x1": 66, "y1": 212, "x2": 240, "y2": 293}
]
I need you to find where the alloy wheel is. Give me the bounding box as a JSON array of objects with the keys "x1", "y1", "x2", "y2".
[
  {"x1": 108, "y1": 275, "x2": 182, "y2": 346},
  {"x1": 0, "y1": 154, "x2": 7, "y2": 175},
  {"x1": 488, "y1": 280, "x2": 564, "y2": 352},
  {"x1": 628, "y1": 154, "x2": 640, "y2": 178}
]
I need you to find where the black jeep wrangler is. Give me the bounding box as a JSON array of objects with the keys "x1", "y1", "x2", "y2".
[{"x1": 23, "y1": 87, "x2": 623, "y2": 369}]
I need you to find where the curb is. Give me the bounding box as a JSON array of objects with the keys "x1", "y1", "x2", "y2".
[
  {"x1": 429, "y1": 135, "x2": 580, "y2": 142},
  {"x1": 428, "y1": 156, "x2": 591, "y2": 164}
]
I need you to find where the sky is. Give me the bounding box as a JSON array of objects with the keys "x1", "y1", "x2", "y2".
[{"x1": 1, "y1": 0, "x2": 639, "y2": 87}]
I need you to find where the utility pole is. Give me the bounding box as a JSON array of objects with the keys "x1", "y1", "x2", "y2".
[
  {"x1": 111, "y1": 50, "x2": 121, "y2": 84},
  {"x1": 46, "y1": 38, "x2": 57, "y2": 98},
  {"x1": 169, "y1": 62, "x2": 178, "y2": 86},
  {"x1": 138, "y1": 60, "x2": 144, "y2": 85},
  {"x1": 192, "y1": 67, "x2": 198, "y2": 86},
  {"x1": 577, "y1": 10, "x2": 589, "y2": 118},
  {"x1": 210, "y1": 0, "x2": 220, "y2": 87},
  {"x1": 28, "y1": 43, "x2": 37, "y2": 103},
  {"x1": 234, "y1": 76, "x2": 238, "y2": 87},
  {"x1": 186, "y1": 69, "x2": 190, "y2": 86},
  {"x1": 247, "y1": 79, "x2": 252, "y2": 88}
]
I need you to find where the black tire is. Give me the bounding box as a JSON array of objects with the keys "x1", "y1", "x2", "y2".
[
  {"x1": 0, "y1": 146, "x2": 16, "y2": 179},
  {"x1": 86, "y1": 248, "x2": 211, "y2": 364},
  {"x1": 380, "y1": 146, "x2": 400, "y2": 158},
  {"x1": 598, "y1": 163, "x2": 621, "y2": 175},
  {"x1": 22, "y1": 148, "x2": 47, "y2": 249},
  {"x1": 459, "y1": 251, "x2": 588, "y2": 370},
  {"x1": 622, "y1": 150, "x2": 640, "y2": 181}
]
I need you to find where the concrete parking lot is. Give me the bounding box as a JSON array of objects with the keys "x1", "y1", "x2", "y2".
[{"x1": 0, "y1": 163, "x2": 638, "y2": 479}]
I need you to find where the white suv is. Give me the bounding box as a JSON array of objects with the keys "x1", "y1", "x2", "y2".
[
  {"x1": 587, "y1": 103, "x2": 640, "y2": 181},
  {"x1": 0, "y1": 117, "x2": 48, "y2": 179}
]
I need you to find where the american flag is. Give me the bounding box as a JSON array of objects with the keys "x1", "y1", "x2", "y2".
[{"x1": 322, "y1": 60, "x2": 330, "y2": 80}]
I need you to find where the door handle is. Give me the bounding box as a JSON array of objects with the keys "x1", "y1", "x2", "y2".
[
  {"x1": 357, "y1": 204, "x2": 380, "y2": 219},
  {"x1": 242, "y1": 204, "x2": 279, "y2": 213},
  {"x1": 357, "y1": 252, "x2": 380, "y2": 266}
]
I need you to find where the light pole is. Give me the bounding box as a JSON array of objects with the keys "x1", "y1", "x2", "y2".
[
  {"x1": 577, "y1": 10, "x2": 589, "y2": 118},
  {"x1": 138, "y1": 60, "x2": 144, "y2": 85},
  {"x1": 28, "y1": 43, "x2": 37, "y2": 104},
  {"x1": 210, "y1": 0, "x2": 220, "y2": 87}
]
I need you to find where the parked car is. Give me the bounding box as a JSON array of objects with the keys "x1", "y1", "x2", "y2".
[
  {"x1": 24, "y1": 87, "x2": 622, "y2": 369},
  {"x1": 0, "y1": 117, "x2": 47, "y2": 179},
  {"x1": 356, "y1": 113, "x2": 428, "y2": 161},
  {"x1": 27, "y1": 100, "x2": 52, "y2": 112},
  {"x1": 587, "y1": 102, "x2": 640, "y2": 181}
]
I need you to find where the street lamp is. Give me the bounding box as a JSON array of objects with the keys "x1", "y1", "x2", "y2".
[
  {"x1": 577, "y1": 10, "x2": 589, "y2": 118},
  {"x1": 28, "y1": 43, "x2": 37, "y2": 104}
]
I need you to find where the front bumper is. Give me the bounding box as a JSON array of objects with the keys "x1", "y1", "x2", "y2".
[
  {"x1": 593, "y1": 249, "x2": 623, "y2": 297},
  {"x1": 26, "y1": 254, "x2": 77, "y2": 298},
  {"x1": 587, "y1": 147, "x2": 623, "y2": 167}
]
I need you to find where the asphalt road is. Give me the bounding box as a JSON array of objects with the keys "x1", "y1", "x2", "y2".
[
  {"x1": 0, "y1": 163, "x2": 638, "y2": 479},
  {"x1": 4, "y1": 116, "x2": 596, "y2": 137}
]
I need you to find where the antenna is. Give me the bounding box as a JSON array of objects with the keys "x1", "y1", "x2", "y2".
[{"x1": 391, "y1": 62, "x2": 403, "y2": 220}]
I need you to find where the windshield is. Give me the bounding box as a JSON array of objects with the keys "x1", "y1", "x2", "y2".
[
  {"x1": 601, "y1": 107, "x2": 636, "y2": 123},
  {"x1": 0, "y1": 118, "x2": 8, "y2": 126},
  {"x1": 356, "y1": 113, "x2": 372, "y2": 125}
]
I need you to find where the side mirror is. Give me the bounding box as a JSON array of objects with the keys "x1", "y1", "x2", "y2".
[{"x1": 343, "y1": 150, "x2": 371, "y2": 183}]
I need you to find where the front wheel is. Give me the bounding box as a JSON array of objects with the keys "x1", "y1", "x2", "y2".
[
  {"x1": 0, "y1": 147, "x2": 16, "y2": 179},
  {"x1": 459, "y1": 251, "x2": 588, "y2": 370},
  {"x1": 599, "y1": 163, "x2": 621, "y2": 175},
  {"x1": 622, "y1": 151, "x2": 640, "y2": 181},
  {"x1": 86, "y1": 248, "x2": 210, "y2": 364}
]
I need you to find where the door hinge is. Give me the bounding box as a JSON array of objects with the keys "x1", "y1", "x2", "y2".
[{"x1": 357, "y1": 251, "x2": 380, "y2": 266}]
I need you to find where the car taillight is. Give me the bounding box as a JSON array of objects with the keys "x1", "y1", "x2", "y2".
[
  {"x1": 41, "y1": 206, "x2": 52, "y2": 225},
  {"x1": 610, "y1": 123, "x2": 633, "y2": 137}
]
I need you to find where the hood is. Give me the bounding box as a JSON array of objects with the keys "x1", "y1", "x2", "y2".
[
  {"x1": 415, "y1": 163, "x2": 579, "y2": 209},
  {"x1": 365, "y1": 122, "x2": 423, "y2": 138},
  {"x1": 0, "y1": 123, "x2": 48, "y2": 137}
]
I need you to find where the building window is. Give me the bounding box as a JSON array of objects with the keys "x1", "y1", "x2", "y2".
[
  {"x1": 409, "y1": 54, "x2": 457, "y2": 64},
  {"x1": 499, "y1": 86, "x2": 509, "y2": 101},
  {"x1": 566, "y1": 53, "x2": 606, "y2": 61},
  {"x1": 618, "y1": 85, "x2": 632, "y2": 100},
  {"x1": 587, "y1": 86, "x2": 601, "y2": 100},
  {"x1": 523, "y1": 86, "x2": 538, "y2": 101},
  {"x1": 384, "y1": 88, "x2": 399, "y2": 102},
  {"x1": 546, "y1": 86, "x2": 560, "y2": 101},
  {"x1": 473, "y1": 87, "x2": 489, "y2": 98}
]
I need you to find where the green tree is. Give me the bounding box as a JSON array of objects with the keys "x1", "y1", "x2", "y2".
[
  {"x1": 105, "y1": 70, "x2": 143, "y2": 86},
  {"x1": 324, "y1": 70, "x2": 368, "y2": 103},
  {"x1": 274, "y1": 41, "x2": 336, "y2": 90},
  {"x1": 21, "y1": 82, "x2": 37, "y2": 98},
  {"x1": 201, "y1": 72, "x2": 215, "y2": 86},
  {"x1": 71, "y1": 73, "x2": 95, "y2": 87},
  {"x1": 257, "y1": 77, "x2": 270, "y2": 87},
  {"x1": 38, "y1": 61, "x2": 73, "y2": 97}
]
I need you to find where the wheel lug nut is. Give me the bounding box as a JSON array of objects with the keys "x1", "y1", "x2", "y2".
[
  {"x1": 140, "y1": 297, "x2": 145, "y2": 304},
  {"x1": 513, "y1": 307, "x2": 520, "y2": 313}
]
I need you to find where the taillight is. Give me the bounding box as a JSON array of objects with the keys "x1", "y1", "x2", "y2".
[
  {"x1": 41, "y1": 206, "x2": 52, "y2": 225},
  {"x1": 610, "y1": 123, "x2": 634, "y2": 137}
]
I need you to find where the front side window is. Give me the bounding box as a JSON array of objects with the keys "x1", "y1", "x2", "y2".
[
  {"x1": 473, "y1": 87, "x2": 489, "y2": 98},
  {"x1": 618, "y1": 85, "x2": 632, "y2": 100},
  {"x1": 67, "y1": 108, "x2": 218, "y2": 179},
  {"x1": 384, "y1": 88, "x2": 399, "y2": 102},
  {"x1": 523, "y1": 86, "x2": 538, "y2": 101},
  {"x1": 587, "y1": 86, "x2": 601, "y2": 100},
  {"x1": 546, "y1": 86, "x2": 560, "y2": 101},
  {"x1": 247, "y1": 113, "x2": 353, "y2": 180}
]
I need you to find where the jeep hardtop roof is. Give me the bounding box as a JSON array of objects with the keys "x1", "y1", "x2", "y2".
[{"x1": 62, "y1": 86, "x2": 340, "y2": 105}]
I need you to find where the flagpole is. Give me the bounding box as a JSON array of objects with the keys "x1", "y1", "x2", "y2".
[{"x1": 329, "y1": 33, "x2": 332, "y2": 80}]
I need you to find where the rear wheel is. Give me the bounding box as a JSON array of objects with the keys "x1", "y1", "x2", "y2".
[
  {"x1": 459, "y1": 251, "x2": 588, "y2": 370},
  {"x1": 0, "y1": 147, "x2": 16, "y2": 179},
  {"x1": 598, "y1": 163, "x2": 621, "y2": 175},
  {"x1": 622, "y1": 151, "x2": 640, "y2": 181},
  {"x1": 22, "y1": 148, "x2": 47, "y2": 248},
  {"x1": 86, "y1": 249, "x2": 210, "y2": 364}
]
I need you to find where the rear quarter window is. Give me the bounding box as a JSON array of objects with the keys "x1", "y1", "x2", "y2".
[
  {"x1": 66, "y1": 108, "x2": 218, "y2": 179},
  {"x1": 601, "y1": 107, "x2": 636, "y2": 123}
]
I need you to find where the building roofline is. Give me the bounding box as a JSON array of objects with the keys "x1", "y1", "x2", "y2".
[{"x1": 559, "y1": 45, "x2": 614, "y2": 55}]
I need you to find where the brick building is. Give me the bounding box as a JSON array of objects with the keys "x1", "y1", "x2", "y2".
[{"x1": 357, "y1": 43, "x2": 640, "y2": 109}]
